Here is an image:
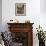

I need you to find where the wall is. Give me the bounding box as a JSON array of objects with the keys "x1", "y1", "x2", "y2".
[
  {"x1": 40, "y1": 0, "x2": 46, "y2": 32},
  {"x1": 40, "y1": 0, "x2": 46, "y2": 13},
  {"x1": 2, "y1": 0, "x2": 40, "y2": 30},
  {"x1": 0, "y1": 0, "x2": 2, "y2": 32},
  {"x1": 2, "y1": 0, "x2": 46, "y2": 46}
]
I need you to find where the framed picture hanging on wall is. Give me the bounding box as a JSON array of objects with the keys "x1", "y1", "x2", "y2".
[{"x1": 15, "y1": 3, "x2": 26, "y2": 16}]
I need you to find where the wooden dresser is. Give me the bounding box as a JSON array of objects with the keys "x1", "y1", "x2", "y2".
[{"x1": 7, "y1": 23, "x2": 34, "y2": 46}]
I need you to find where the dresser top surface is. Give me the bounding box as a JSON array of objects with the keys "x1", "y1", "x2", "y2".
[{"x1": 7, "y1": 23, "x2": 34, "y2": 25}]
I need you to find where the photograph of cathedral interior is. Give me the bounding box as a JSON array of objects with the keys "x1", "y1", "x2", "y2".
[{"x1": 0, "y1": 0, "x2": 46, "y2": 46}]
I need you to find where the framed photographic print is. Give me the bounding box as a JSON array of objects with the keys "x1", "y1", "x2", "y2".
[{"x1": 15, "y1": 3, "x2": 26, "y2": 16}]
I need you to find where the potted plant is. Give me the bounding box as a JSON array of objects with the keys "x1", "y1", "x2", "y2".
[{"x1": 36, "y1": 25, "x2": 45, "y2": 46}]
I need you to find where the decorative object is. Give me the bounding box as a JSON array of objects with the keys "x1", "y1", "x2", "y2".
[
  {"x1": 0, "y1": 32, "x2": 5, "y2": 46},
  {"x1": 25, "y1": 20, "x2": 30, "y2": 23},
  {"x1": 36, "y1": 25, "x2": 45, "y2": 46},
  {"x1": 44, "y1": 31, "x2": 46, "y2": 39},
  {"x1": 15, "y1": 3, "x2": 26, "y2": 16},
  {"x1": 8, "y1": 19, "x2": 19, "y2": 23},
  {"x1": 1, "y1": 31, "x2": 12, "y2": 46}
]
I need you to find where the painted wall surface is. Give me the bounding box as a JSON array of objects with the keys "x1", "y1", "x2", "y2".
[
  {"x1": 2, "y1": 0, "x2": 46, "y2": 46},
  {"x1": 0, "y1": 0, "x2": 2, "y2": 32},
  {"x1": 2, "y1": 0, "x2": 40, "y2": 31},
  {"x1": 40, "y1": 0, "x2": 46, "y2": 13}
]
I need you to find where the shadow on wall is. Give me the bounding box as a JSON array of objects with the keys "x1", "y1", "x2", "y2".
[{"x1": 0, "y1": 0, "x2": 2, "y2": 32}]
